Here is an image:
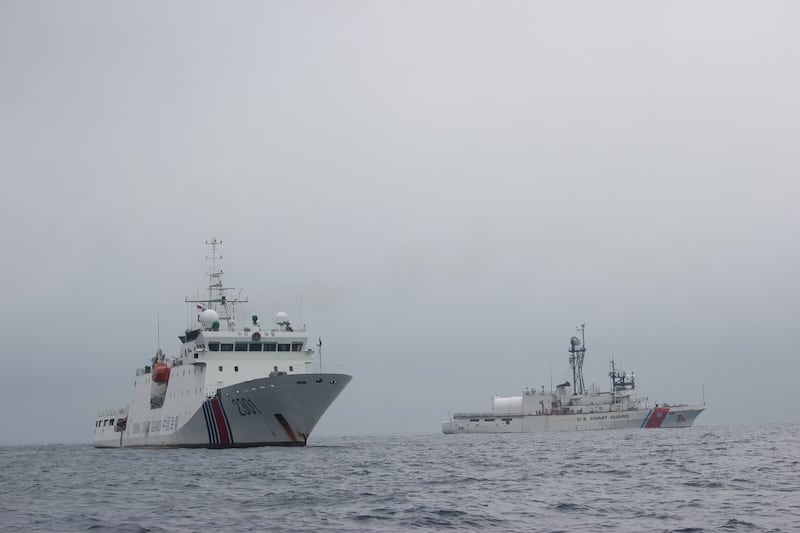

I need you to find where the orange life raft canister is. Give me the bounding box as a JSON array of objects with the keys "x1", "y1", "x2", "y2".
[{"x1": 152, "y1": 363, "x2": 171, "y2": 383}]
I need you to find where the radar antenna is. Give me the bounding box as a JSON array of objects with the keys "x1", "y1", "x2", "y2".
[
  {"x1": 185, "y1": 239, "x2": 248, "y2": 329},
  {"x1": 609, "y1": 357, "x2": 635, "y2": 399},
  {"x1": 568, "y1": 324, "x2": 587, "y2": 395},
  {"x1": 206, "y1": 238, "x2": 222, "y2": 304}
]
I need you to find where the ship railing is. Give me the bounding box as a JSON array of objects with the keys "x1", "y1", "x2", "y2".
[
  {"x1": 267, "y1": 327, "x2": 308, "y2": 334},
  {"x1": 453, "y1": 412, "x2": 527, "y2": 419},
  {"x1": 96, "y1": 406, "x2": 129, "y2": 417}
]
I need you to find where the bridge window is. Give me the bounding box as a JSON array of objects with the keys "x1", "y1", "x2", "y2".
[
  {"x1": 235, "y1": 343, "x2": 247, "y2": 352},
  {"x1": 221, "y1": 344, "x2": 234, "y2": 352},
  {"x1": 249, "y1": 343, "x2": 263, "y2": 352},
  {"x1": 234, "y1": 366, "x2": 239, "y2": 372},
  {"x1": 208, "y1": 343, "x2": 220, "y2": 351},
  {"x1": 291, "y1": 342, "x2": 303, "y2": 352},
  {"x1": 264, "y1": 343, "x2": 277, "y2": 352},
  {"x1": 218, "y1": 366, "x2": 223, "y2": 372},
  {"x1": 278, "y1": 344, "x2": 290, "y2": 352}
]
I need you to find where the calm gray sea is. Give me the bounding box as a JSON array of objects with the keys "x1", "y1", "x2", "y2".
[{"x1": 1, "y1": 424, "x2": 798, "y2": 532}]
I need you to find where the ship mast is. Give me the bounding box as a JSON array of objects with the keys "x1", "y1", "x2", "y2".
[
  {"x1": 185, "y1": 238, "x2": 248, "y2": 329},
  {"x1": 568, "y1": 324, "x2": 587, "y2": 395},
  {"x1": 208, "y1": 238, "x2": 219, "y2": 304}
]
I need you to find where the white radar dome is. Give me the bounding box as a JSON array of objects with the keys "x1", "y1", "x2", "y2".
[
  {"x1": 200, "y1": 309, "x2": 220, "y2": 326},
  {"x1": 275, "y1": 311, "x2": 289, "y2": 324}
]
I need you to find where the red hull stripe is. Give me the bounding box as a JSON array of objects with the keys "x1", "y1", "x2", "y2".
[
  {"x1": 644, "y1": 407, "x2": 670, "y2": 428},
  {"x1": 211, "y1": 399, "x2": 232, "y2": 445}
]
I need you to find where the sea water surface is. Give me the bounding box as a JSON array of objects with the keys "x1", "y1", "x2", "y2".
[{"x1": 1, "y1": 424, "x2": 798, "y2": 532}]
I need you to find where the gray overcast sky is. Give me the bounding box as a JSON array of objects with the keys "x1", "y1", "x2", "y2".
[{"x1": 1, "y1": 2, "x2": 798, "y2": 444}]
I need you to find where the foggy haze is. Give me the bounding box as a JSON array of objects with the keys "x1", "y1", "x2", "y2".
[{"x1": 1, "y1": 1, "x2": 798, "y2": 444}]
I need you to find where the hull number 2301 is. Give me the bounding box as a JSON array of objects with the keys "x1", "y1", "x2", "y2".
[{"x1": 231, "y1": 397, "x2": 262, "y2": 416}]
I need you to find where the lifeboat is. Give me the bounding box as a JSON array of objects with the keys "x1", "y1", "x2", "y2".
[{"x1": 152, "y1": 363, "x2": 171, "y2": 383}]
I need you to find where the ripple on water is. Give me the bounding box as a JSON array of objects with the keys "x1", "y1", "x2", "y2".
[{"x1": 1, "y1": 424, "x2": 799, "y2": 532}]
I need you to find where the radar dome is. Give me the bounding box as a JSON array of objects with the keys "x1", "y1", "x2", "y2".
[
  {"x1": 200, "y1": 309, "x2": 220, "y2": 327},
  {"x1": 275, "y1": 311, "x2": 289, "y2": 324}
]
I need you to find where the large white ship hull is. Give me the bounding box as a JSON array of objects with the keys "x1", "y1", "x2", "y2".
[
  {"x1": 94, "y1": 241, "x2": 352, "y2": 448},
  {"x1": 442, "y1": 404, "x2": 705, "y2": 434},
  {"x1": 443, "y1": 326, "x2": 706, "y2": 435},
  {"x1": 95, "y1": 373, "x2": 351, "y2": 448}
]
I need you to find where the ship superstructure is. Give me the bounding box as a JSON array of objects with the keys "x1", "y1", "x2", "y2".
[
  {"x1": 442, "y1": 325, "x2": 704, "y2": 433},
  {"x1": 94, "y1": 239, "x2": 351, "y2": 448}
]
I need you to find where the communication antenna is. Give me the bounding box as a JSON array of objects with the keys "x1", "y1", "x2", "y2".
[
  {"x1": 156, "y1": 296, "x2": 161, "y2": 351},
  {"x1": 206, "y1": 238, "x2": 222, "y2": 304},
  {"x1": 185, "y1": 239, "x2": 247, "y2": 329}
]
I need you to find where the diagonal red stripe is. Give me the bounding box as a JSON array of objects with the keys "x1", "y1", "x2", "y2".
[
  {"x1": 211, "y1": 399, "x2": 231, "y2": 445},
  {"x1": 644, "y1": 407, "x2": 670, "y2": 428}
]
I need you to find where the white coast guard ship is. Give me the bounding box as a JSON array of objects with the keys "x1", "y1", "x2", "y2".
[
  {"x1": 94, "y1": 239, "x2": 351, "y2": 448},
  {"x1": 442, "y1": 325, "x2": 704, "y2": 433}
]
